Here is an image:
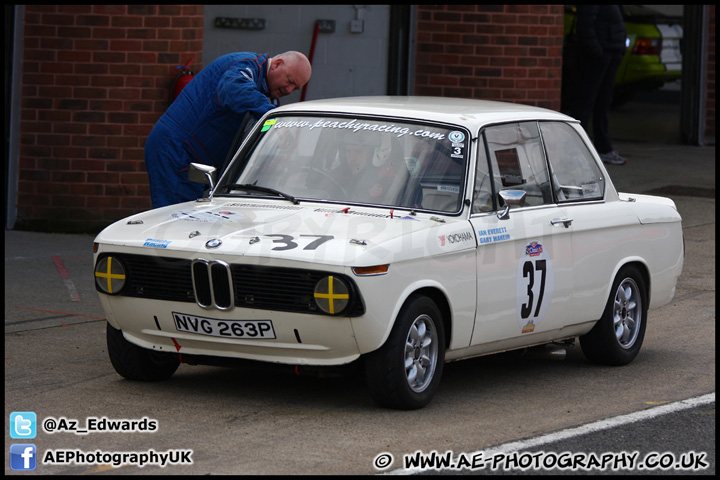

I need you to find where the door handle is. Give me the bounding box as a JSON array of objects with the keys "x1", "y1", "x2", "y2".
[{"x1": 551, "y1": 218, "x2": 573, "y2": 228}]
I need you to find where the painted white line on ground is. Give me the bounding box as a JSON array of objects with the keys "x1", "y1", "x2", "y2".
[{"x1": 387, "y1": 392, "x2": 715, "y2": 475}]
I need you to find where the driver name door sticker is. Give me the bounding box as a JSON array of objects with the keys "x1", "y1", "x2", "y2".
[
  {"x1": 516, "y1": 241, "x2": 554, "y2": 333},
  {"x1": 478, "y1": 226, "x2": 511, "y2": 245}
]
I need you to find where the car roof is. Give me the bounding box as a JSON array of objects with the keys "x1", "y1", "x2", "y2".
[{"x1": 273, "y1": 96, "x2": 576, "y2": 130}]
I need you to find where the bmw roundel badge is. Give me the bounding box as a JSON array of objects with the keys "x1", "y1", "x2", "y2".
[{"x1": 205, "y1": 238, "x2": 222, "y2": 249}]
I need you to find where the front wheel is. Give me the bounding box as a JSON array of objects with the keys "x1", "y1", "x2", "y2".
[
  {"x1": 106, "y1": 322, "x2": 180, "y2": 381},
  {"x1": 580, "y1": 266, "x2": 648, "y2": 366},
  {"x1": 364, "y1": 295, "x2": 445, "y2": 410}
]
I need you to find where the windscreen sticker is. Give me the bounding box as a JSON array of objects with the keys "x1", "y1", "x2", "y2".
[
  {"x1": 448, "y1": 131, "x2": 466, "y2": 158},
  {"x1": 269, "y1": 118, "x2": 452, "y2": 141},
  {"x1": 261, "y1": 119, "x2": 276, "y2": 132},
  {"x1": 516, "y1": 241, "x2": 554, "y2": 333},
  {"x1": 449, "y1": 131, "x2": 465, "y2": 143}
]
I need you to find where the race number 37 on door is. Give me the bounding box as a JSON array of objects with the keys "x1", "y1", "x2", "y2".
[{"x1": 516, "y1": 241, "x2": 554, "y2": 334}]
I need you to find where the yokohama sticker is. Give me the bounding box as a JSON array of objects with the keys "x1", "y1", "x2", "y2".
[{"x1": 516, "y1": 241, "x2": 554, "y2": 333}]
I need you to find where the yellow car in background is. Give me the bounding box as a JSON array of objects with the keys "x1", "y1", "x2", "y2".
[{"x1": 563, "y1": 5, "x2": 683, "y2": 107}]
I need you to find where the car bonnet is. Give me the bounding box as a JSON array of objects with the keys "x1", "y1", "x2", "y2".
[{"x1": 94, "y1": 198, "x2": 474, "y2": 267}]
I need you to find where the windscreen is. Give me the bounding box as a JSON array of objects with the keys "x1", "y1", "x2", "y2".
[{"x1": 221, "y1": 115, "x2": 470, "y2": 213}]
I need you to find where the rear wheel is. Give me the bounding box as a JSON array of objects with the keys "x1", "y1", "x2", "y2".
[
  {"x1": 364, "y1": 295, "x2": 445, "y2": 410},
  {"x1": 106, "y1": 322, "x2": 179, "y2": 381},
  {"x1": 580, "y1": 266, "x2": 647, "y2": 365}
]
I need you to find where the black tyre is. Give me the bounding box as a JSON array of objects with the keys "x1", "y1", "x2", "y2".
[
  {"x1": 106, "y1": 322, "x2": 180, "y2": 381},
  {"x1": 580, "y1": 265, "x2": 648, "y2": 366},
  {"x1": 364, "y1": 295, "x2": 445, "y2": 410}
]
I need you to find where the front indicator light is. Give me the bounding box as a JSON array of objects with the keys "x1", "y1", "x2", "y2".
[
  {"x1": 352, "y1": 264, "x2": 389, "y2": 276},
  {"x1": 94, "y1": 256, "x2": 127, "y2": 295},
  {"x1": 314, "y1": 276, "x2": 350, "y2": 315}
]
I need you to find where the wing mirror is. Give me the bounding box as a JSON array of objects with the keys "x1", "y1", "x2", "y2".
[
  {"x1": 497, "y1": 190, "x2": 526, "y2": 220},
  {"x1": 189, "y1": 163, "x2": 217, "y2": 202}
]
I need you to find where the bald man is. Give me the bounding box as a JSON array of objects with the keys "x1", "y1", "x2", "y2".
[{"x1": 144, "y1": 51, "x2": 311, "y2": 208}]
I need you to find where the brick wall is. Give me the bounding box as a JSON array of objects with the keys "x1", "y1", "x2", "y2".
[
  {"x1": 414, "y1": 5, "x2": 564, "y2": 110},
  {"x1": 17, "y1": 5, "x2": 203, "y2": 233}
]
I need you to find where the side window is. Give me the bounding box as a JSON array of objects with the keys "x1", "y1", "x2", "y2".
[
  {"x1": 540, "y1": 122, "x2": 605, "y2": 202},
  {"x1": 481, "y1": 122, "x2": 552, "y2": 209}
]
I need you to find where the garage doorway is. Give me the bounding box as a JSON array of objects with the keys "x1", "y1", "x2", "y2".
[{"x1": 202, "y1": 5, "x2": 413, "y2": 106}]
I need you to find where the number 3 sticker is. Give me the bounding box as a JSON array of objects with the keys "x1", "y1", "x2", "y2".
[{"x1": 516, "y1": 241, "x2": 554, "y2": 333}]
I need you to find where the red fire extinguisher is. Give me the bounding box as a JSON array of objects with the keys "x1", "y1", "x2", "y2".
[{"x1": 169, "y1": 58, "x2": 195, "y2": 105}]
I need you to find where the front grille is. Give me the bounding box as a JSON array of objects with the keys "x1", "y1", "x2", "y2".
[
  {"x1": 211, "y1": 262, "x2": 232, "y2": 308},
  {"x1": 191, "y1": 261, "x2": 212, "y2": 306},
  {"x1": 191, "y1": 259, "x2": 233, "y2": 310},
  {"x1": 120, "y1": 254, "x2": 195, "y2": 302},
  {"x1": 231, "y1": 264, "x2": 354, "y2": 314},
  {"x1": 98, "y1": 253, "x2": 364, "y2": 316}
]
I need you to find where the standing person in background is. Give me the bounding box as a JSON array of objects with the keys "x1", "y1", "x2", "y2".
[
  {"x1": 145, "y1": 51, "x2": 312, "y2": 208},
  {"x1": 569, "y1": 5, "x2": 628, "y2": 165}
]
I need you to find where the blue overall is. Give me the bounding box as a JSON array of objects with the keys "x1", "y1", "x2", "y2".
[{"x1": 145, "y1": 53, "x2": 276, "y2": 208}]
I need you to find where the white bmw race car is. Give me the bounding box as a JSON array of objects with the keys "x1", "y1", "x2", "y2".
[{"x1": 94, "y1": 96, "x2": 683, "y2": 409}]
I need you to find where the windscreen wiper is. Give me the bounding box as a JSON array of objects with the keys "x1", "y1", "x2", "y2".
[{"x1": 221, "y1": 183, "x2": 299, "y2": 204}]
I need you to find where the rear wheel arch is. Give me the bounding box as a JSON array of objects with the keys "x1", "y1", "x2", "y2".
[
  {"x1": 580, "y1": 263, "x2": 649, "y2": 365},
  {"x1": 609, "y1": 260, "x2": 651, "y2": 306}
]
